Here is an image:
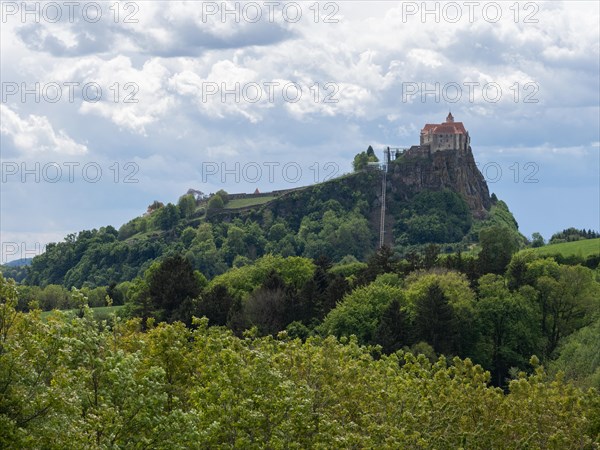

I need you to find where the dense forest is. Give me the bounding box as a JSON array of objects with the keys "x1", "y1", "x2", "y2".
[
  {"x1": 0, "y1": 232, "x2": 600, "y2": 448},
  {"x1": 23, "y1": 237, "x2": 597, "y2": 390},
  {"x1": 1, "y1": 150, "x2": 599, "y2": 447},
  {"x1": 21, "y1": 171, "x2": 381, "y2": 287},
  {"x1": 1, "y1": 273, "x2": 599, "y2": 449}
]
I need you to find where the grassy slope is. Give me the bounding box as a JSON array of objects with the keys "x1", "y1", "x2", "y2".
[
  {"x1": 225, "y1": 196, "x2": 277, "y2": 209},
  {"x1": 529, "y1": 238, "x2": 600, "y2": 258}
]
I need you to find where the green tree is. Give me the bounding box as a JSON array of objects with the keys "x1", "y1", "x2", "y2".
[
  {"x1": 414, "y1": 282, "x2": 457, "y2": 355},
  {"x1": 321, "y1": 282, "x2": 406, "y2": 344},
  {"x1": 352, "y1": 152, "x2": 368, "y2": 171},
  {"x1": 147, "y1": 255, "x2": 205, "y2": 323},
  {"x1": 423, "y1": 244, "x2": 441, "y2": 269},
  {"x1": 550, "y1": 317, "x2": 600, "y2": 389},
  {"x1": 404, "y1": 271, "x2": 481, "y2": 355},
  {"x1": 244, "y1": 271, "x2": 293, "y2": 335},
  {"x1": 320, "y1": 274, "x2": 350, "y2": 318},
  {"x1": 395, "y1": 190, "x2": 472, "y2": 245},
  {"x1": 187, "y1": 223, "x2": 227, "y2": 278},
  {"x1": 268, "y1": 222, "x2": 289, "y2": 242},
  {"x1": 155, "y1": 203, "x2": 180, "y2": 230},
  {"x1": 106, "y1": 282, "x2": 124, "y2": 306},
  {"x1": 209, "y1": 255, "x2": 315, "y2": 300},
  {"x1": 215, "y1": 189, "x2": 229, "y2": 204},
  {"x1": 352, "y1": 148, "x2": 378, "y2": 171},
  {"x1": 128, "y1": 276, "x2": 152, "y2": 326},
  {"x1": 81, "y1": 285, "x2": 108, "y2": 307},
  {"x1": 358, "y1": 245, "x2": 398, "y2": 284},
  {"x1": 181, "y1": 226, "x2": 197, "y2": 247},
  {"x1": 197, "y1": 284, "x2": 235, "y2": 327},
  {"x1": 38, "y1": 284, "x2": 71, "y2": 310},
  {"x1": 207, "y1": 194, "x2": 224, "y2": 211},
  {"x1": 373, "y1": 298, "x2": 412, "y2": 353},
  {"x1": 478, "y1": 226, "x2": 519, "y2": 275},
  {"x1": 549, "y1": 227, "x2": 599, "y2": 244},
  {"x1": 531, "y1": 232, "x2": 545, "y2": 247},
  {"x1": 475, "y1": 274, "x2": 542, "y2": 386},
  {"x1": 535, "y1": 264, "x2": 599, "y2": 357},
  {"x1": 177, "y1": 194, "x2": 197, "y2": 218},
  {"x1": 15, "y1": 285, "x2": 42, "y2": 311},
  {"x1": 221, "y1": 225, "x2": 248, "y2": 265},
  {"x1": 505, "y1": 250, "x2": 537, "y2": 290}
]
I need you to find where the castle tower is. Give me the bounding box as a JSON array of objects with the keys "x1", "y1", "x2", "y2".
[{"x1": 446, "y1": 111, "x2": 454, "y2": 123}]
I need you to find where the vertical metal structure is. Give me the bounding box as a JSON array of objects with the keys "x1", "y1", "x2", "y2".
[{"x1": 379, "y1": 148, "x2": 390, "y2": 248}]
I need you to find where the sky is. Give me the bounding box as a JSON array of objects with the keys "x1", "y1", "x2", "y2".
[{"x1": 1, "y1": 0, "x2": 599, "y2": 263}]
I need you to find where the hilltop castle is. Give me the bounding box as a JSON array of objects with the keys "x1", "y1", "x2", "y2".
[
  {"x1": 421, "y1": 112, "x2": 470, "y2": 152},
  {"x1": 394, "y1": 113, "x2": 471, "y2": 160},
  {"x1": 384, "y1": 112, "x2": 491, "y2": 218}
]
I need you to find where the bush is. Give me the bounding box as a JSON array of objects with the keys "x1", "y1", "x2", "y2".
[{"x1": 207, "y1": 195, "x2": 224, "y2": 210}]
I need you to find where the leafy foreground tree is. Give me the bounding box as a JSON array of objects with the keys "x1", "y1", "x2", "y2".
[
  {"x1": 1, "y1": 274, "x2": 598, "y2": 449},
  {"x1": 550, "y1": 317, "x2": 600, "y2": 390}
]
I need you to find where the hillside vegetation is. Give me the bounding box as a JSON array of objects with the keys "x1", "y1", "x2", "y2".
[
  {"x1": 1, "y1": 276, "x2": 598, "y2": 449},
  {"x1": 16, "y1": 163, "x2": 519, "y2": 289}
]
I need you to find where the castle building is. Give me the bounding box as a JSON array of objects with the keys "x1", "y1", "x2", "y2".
[{"x1": 420, "y1": 112, "x2": 470, "y2": 152}]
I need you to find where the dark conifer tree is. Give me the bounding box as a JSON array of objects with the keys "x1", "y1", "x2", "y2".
[
  {"x1": 197, "y1": 284, "x2": 235, "y2": 326},
  {"x1": 147, "y1": 255, "x2": 203, "y2": 323},
  {"x1": 415, "y1": 282, "x2": 457, "y2": 355},
  {"x1": 374, "y1": 298, "x2": 412, "y2": 353}
]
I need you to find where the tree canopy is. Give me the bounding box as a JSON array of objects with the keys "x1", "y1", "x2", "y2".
[{"x1": 0, "y1": 274, "x2": 598, "y2": 449}]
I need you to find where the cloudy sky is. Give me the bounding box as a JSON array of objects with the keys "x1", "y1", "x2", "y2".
[{"x1": 1, "y1": 0, "x2": 599, "y2": 262}]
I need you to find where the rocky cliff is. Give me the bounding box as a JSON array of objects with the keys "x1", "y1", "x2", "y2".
[{"x1": 388, "y1": 147, "x2": 491, "y2": 219}]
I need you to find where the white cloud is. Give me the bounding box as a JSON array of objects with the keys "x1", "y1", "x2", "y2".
[
  {"x1": 169, "y1": 59, "x2": 279, "y2": 122},
  {"x1": 205, "y1": 144, "x2": 240, "y2": 158},
  {"x1": 0, "y1": 104, "x2": 88, "y2": 155},
  {"x1": 477, "y1": 144, "x2": 595, "y2": 159},
  {"x1": 47, "y1": 56, "x2": 176, "y2": 134}
]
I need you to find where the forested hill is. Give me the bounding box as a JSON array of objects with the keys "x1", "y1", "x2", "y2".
[{"x1": 22, "y1": 147, "x2": 513, "y2": 288}]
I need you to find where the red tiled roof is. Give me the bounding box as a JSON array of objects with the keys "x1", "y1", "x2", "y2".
[
  {"x1": 421, "y1": 122, "x2": 467, "y2": 135},
  {"x1": 452, "y1": 122, "x2": 467, "y2": 134}
]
